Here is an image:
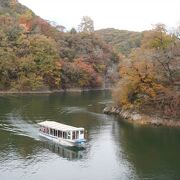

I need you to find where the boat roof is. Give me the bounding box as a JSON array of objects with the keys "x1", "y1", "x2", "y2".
[{"x1": 38, "y1": 121, "x2": 84, "y2": 131}]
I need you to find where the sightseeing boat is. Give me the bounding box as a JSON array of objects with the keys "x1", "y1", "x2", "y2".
[{"x1": 38, "y1": 121, "x2": 86, "y2": 147}]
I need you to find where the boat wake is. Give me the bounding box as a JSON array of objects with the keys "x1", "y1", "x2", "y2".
[{"x1": 0, "y1": 113, "x2": 40, "y2": 140}]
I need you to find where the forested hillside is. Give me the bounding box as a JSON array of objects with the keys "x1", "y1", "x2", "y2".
[
  {"x1": 96, "y1": 28, "x2": 142, "y2": 56},
  {"x1": 0, "y1": 0, "x2": 119, "y2": 91},
  {"x1": 113, "y1": 24, "x2": 180, "y2": 119}
]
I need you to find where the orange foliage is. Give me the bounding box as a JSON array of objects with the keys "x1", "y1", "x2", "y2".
[
  {"x1": 113, "y1": 25, "x2": 179, "y2": 119},
  {"x1": 73, "y1": 58, "x2": 95, "y2": 75},
  {"x1": 113, "y1": 50, "x2": 166, "y2": 108},
  {"x1": 19, "y1": 14, "x2": 33, "y2": 32}
]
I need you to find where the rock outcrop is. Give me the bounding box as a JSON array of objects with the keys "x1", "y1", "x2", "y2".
[{"x1": 103, "y1": 105, "x2": 180, "y2": 127}]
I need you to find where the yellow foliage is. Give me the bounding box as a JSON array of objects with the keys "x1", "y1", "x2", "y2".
[{"x1": 114, "y1": 48, "x2": 166, "y2": 108}]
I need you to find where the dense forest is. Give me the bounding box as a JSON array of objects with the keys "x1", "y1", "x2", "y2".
[
  {"x1": 96, "y1": 28, "x2": 142, "y2": 56},
  {"x1": 0, "y1": 0, "x2": 179, "y2": 119},
  {"x1": 113, "y1": 24, "x2": 180, "y2": 119},
  {"x1": 0, "y1": 0, "x2": 119, "y2": 91}
]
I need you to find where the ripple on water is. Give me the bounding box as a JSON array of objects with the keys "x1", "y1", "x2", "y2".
[
  {"x1": 60, "y1": 106, "x2": 87, "y2": 114},
  {"x1": 98, "y1": 99, "x2": 113, "y2": 105}
]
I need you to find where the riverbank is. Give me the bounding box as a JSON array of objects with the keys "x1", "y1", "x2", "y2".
[
  {"x1": 103, "y1": 105, "x2": 180, "y2": 127},
  {"x1": 0, "y1": 88, "x2": 112, "y2": 95}
]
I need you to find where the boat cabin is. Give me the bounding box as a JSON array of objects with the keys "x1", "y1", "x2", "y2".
[{"x1": 38, "y1": 121, "x2": 85, "y2": 141}]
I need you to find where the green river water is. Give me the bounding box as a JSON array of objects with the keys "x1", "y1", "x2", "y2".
[{"x1": 0, "y1": 91, "x2": 180, "y2": 180}]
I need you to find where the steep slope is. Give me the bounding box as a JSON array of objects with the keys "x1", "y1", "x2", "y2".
[{"x1": 0, "y1": 0, "x2": 29, "y2": 16}]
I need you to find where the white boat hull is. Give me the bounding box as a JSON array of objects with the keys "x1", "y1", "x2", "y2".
[{"x1": 39, "y1": 132, "x2": 85, "y2": 147}]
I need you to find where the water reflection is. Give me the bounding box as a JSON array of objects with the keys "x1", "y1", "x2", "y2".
[
  {"x1": 41, "y1": 139, "x2": 85, "y2": 161},
  {"x1": 1, "y1": 91, "x2": 180, "y2": 180},
  {"x1": 113, "y1": 119, "x2": 180, "y2": 180}
]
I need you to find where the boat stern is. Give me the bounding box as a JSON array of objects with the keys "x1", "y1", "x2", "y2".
[{"x1": 74, "y1": 139, "x2": 86, "y2": 147}]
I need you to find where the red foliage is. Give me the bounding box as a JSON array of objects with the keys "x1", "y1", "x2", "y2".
[{"x1": 61, "y1": 57, "x2": 102, "y2": 88}]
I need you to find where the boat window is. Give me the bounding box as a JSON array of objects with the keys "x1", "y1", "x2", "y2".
[
  {"x1": 44, "y1": 127, "x2": 49, "y2": 134},
  {"x1": 72, "y1": 131, "x2": 75, "y2": 140},
  {"x1": 52, "y1": 129, "x2": 55, "y2": 136},
  {"x1": 63, "y1": 132, "x2": 67, "y2": 139},
  {"x1": 47, "y1": 128, "x2": 49, "y2": 134},
  {"x1": 76, "y1": 131, "x2": 79, "y2": 139},
  {"x1": 58, "y1": 130, "x2": 62, "y2": 137},
  {"x1": 67, "y1": 131, "x2": 71, "y2": 139},
  {"x1": 50, "y1": 128, "x2": 53, "y2": 135},
  {"x1": 56, "y1": 130, "x2": 58, "y2": 136},
  {"x1": 80, "y1": 130, "x2": 84, "y2": 134}
]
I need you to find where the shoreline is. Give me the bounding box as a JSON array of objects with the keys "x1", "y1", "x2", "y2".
[
  {"x1": 0, "y1": 88, "x2": 112, "y2": 95},
  {"x1": 103, "y1": 105, "x2": 180, "y2": 128}
]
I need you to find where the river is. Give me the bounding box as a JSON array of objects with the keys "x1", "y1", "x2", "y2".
[{"x1": 0, "y1": 91, "x2": 180, "y2": 180}]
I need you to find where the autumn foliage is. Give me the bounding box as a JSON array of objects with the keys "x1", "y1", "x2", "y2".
[
  {"x1": 0, "y1": 0, "x2": 119, "y2": 91},
  {"x1": 61, "y1": 58, "x2": 102, "y2": 89},
  {"x1": 113, "y1": 24, "x2": 180, "y2": 119}
]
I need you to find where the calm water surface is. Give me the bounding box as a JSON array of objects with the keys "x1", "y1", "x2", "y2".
[{"x1": 0, "y1": 91, "x2": 180, "y2": 180}]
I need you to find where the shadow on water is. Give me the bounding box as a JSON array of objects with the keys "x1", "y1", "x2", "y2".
[{"x1": 112, "y1": 117, "x2": 180, "y2": 180}]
